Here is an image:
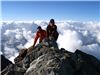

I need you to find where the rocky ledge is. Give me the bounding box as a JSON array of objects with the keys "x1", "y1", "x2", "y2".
[{"x1": 1, "y1": 45, "x2": 100, "y2": 75}]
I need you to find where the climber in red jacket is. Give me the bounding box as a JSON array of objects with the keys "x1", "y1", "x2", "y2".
[{"x1": 33, "y1": 26, "x2": 47, "y2": 47}]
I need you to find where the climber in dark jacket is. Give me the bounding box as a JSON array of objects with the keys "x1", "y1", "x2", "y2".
[{"x1": 46, "y1": 19, "x2": 59, "y2": 41}]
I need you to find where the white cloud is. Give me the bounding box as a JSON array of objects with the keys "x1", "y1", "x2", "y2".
[
  {"x1": 1, "y1": 20, "x2": 100, "y2": 63},
  {"x1": 57, "y1": 30, "x2": 82, "y2": 52},
  {"x1": 4, "y1": 46, "x2": 19, "y2": 63},
  {"x1": 97, "y1": 33, "x2": 100, "y2": 43},
  {"x1": 24, "y1": 39, "x2": 34, "y2": 48}
]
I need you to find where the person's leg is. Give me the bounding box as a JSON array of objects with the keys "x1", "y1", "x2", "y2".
[
  {"x1": 41, "y1": 38, "x2": 50, "y2": 47},
  {"x1": 53, "y1": 31, "x2": 59, "y2": 41},
  {"x1": 48, "y1": 37, "x2": 58, "y2": 49},
  {"x1": 51, "y1": 40, "x2": 58, "y2": 49}
]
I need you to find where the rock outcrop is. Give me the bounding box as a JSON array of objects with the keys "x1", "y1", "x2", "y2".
[
  {"x1": 1, "y1": 44, "x2": 100, "y2": 75},
  {"x1": 1, "y1": 55, "x2": 13, "y2": 71}
]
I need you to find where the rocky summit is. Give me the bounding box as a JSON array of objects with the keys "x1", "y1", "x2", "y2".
[{"x1": 1, "y1": 44, "x2": 100, "y2": 75}]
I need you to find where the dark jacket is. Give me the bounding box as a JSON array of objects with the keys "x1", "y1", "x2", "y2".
[{"x1": 46, "y1": 25, "x2": 59, "y2": 41}]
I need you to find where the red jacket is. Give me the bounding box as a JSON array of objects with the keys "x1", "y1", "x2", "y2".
[{"x1": 33, "y1": 29, "x2": 46, "y2": 46}]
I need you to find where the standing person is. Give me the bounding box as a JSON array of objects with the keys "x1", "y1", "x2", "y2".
[{"x1": 46, "y1": 19, "x2": 59, "y2": 41}]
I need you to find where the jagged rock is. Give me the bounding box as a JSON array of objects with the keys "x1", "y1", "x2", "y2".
[
  {"x1": 1, "y1": 55, "x2": 26, "y2": 75},
  {"x1": 14, "y1": 49, "x2": 28, "y2": 64},
  {"x1": 23, "y1": 46, "x2": 100, "y2": 75},
  {"x1": 71, "y1": 50, "x2": 100, "y2": 75},
  {"x1": 1, "y1": 44, "x2": 100, "y2": 75},
  {"x1": 1, "y1": 64, "x2": 26, "y2": 75},
  {"x1": 24, "y1": 47, "x2": 71, "y2": 75},
  {"x1": 1, "y1": 55, "x2": 13, "y2": 70}
]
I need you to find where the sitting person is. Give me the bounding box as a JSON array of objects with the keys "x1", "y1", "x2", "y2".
[
  {"x1": 45, "y1": 19, "x2": 59, "y2": 49},
  {"x1": 46, "y1": 19, "x2": 59, "y2": 41}
]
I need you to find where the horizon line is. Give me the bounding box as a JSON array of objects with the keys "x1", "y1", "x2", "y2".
[
  {"x1": 0, "y1": 19, "x2": 100, "y2": 23},
  {"x1": 1, "y1": 0, "x2": 100, "y2": 1}
]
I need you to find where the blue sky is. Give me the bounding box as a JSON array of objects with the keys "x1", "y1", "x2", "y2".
[{"x1": 1, "y1": 1, "x2": 100, "y2": 21}]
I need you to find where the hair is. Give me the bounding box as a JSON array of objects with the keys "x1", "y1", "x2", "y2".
[
  {"x1": 49, "y1": 19, "x2": 55, "y2": 25},
  {"x1": 37, "y1": 26, "x2": 42, "y2": 30}
]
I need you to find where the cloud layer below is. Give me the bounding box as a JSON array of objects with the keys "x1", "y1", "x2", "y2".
[{"x1": 1, "y1": 20, "x2": 100, "y2": 63}]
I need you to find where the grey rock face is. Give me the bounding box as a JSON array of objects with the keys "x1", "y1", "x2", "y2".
[
  {"x1": 23, "y1": 46, "x2": 100, "y2": 75},
  {"x1": 1, "y1": 55, "x2": 13, "y2": 71},
  {"x1": 1, "y1": 45, "x2": 100, "y2": 75}
]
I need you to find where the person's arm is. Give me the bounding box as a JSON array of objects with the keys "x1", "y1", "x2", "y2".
[
  {"x1": 52, "y1": 25, "x2": 57, "y2": 34},
  {"x1": 44, "y1": 30, "x2": 47, "y2": 38},
  {"x1": 46, "y1": 25, "x2": 49, "y2": 38},
  {"x1": 33, "y1": 32, "x2": 39, "y2": 47},
  {"x1": 54, "y1": 25, "x2": 57, "y2": 31}
]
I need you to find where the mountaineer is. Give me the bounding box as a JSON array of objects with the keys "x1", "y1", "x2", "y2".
[
  {"x1": 44, "y1": 19, "x2": 59, "y2": 49},
  {"x1": 32, "y1": 26, "x2": 47, "y2": 47},
  {"x1": 46, "y1": 19, "x2": 59, "y2": 41}
]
